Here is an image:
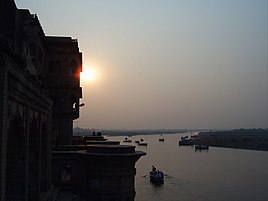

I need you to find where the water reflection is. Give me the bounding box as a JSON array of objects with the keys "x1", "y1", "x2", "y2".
[{"x1": 107, "y1": 133, "x2": 268, "y2": 201}]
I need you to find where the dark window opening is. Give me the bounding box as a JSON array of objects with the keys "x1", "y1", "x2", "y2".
[
  {"x1": 49, "y1": 60, "x2": 55, "y2": 73},
  {"x1": 71, "y1": 60, "x2": 78, "y2": 75}
]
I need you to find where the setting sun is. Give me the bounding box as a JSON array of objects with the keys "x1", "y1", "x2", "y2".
[{"x1": 80, "y1": 67, "x2": 95, "y2": 81}]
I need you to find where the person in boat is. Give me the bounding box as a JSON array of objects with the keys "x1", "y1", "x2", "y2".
[{"x1": 152, "y1": 165, "x2": 156, "y2": 172}]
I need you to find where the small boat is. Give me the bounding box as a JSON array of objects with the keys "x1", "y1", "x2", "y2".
[
  {"x1": 135, "y1": 140, "x2": 140, "y2": 143},
  {"x1": 138, "y1": 142, "x2": 147, "y2": 146},
  {"x1": 123, "y1": 137, "x2": 132, "y2": 143},
  {"x1": 195, "y1": 144, "x2": 209, "y2": 150},
  {"x1": 150, "y1": 166, "x2": 164, "y2": 183},
  {"x1": 159, "y1": 138, "x2": 164, "y2": 142},
  {"x1": 179, "y1": 139, "x2": 192, "y2": 146},
  {"x1": 181, "y1": 136, "x2": 189, "y2": 140}
]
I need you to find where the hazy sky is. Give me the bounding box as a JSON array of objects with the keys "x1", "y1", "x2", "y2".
[{"x1": 16, "y1": 0, "x2": 268, "y2": 129}]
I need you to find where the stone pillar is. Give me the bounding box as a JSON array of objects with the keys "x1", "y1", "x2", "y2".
[
  {"x1": 40, "y1": 115, "x2": 53, "y2": 193},
  {"x1": 6, "y1": 114, "x2": 27, "y2": 201},
  {"x1": 28, "y1": 118, "x2": 41, "y2": 201},
  {"x1": 41, "y1": 122, "x2": 49, "y2": 192},
  {"x1": 0, "y1": 58, "x2": 8, "y2": 201}
]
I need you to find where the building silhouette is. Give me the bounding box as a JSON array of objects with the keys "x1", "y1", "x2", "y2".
[{"x1": 0, "y1": 0, "x2": 145, "y2": 200}]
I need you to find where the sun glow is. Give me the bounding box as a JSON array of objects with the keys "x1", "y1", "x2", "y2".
[{"x1": 80, "y1": 67, "x2": 95, "y2": 81}]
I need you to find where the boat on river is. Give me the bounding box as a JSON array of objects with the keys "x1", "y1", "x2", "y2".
[
  {"x1": 195, "y1": 144, "x2": 209, "y2": 150},
  {"x1": 159, "y1": 134, "x2": 164, "y2": 142},
  {"x1": 138, "y1": 142, "x2": 147, "y2": 146},
  {"x1": 123, "y1": 137, "x2": 132, "y2": 143},
  {"x1": 150, "y1": 167, "x2": 164, "y2": 183},
  {"x1": 179, "y1": 139, "x2": 192, "y2": 146}
]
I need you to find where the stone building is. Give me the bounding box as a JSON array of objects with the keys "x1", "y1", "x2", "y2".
[
  {"x1": 45, "y1": 36, "x2": 82, "y2": 145},
  {"x1": 1, "y1": 1, "x2": 145, "y2": 201},
  {"x1": 0, "y1": 0, "x2": 82, "y2": 200}
]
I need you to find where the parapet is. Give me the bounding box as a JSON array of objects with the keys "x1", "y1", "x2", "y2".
[{"x1": 86, "y1": 144, "x2": 136, "y2": 155}]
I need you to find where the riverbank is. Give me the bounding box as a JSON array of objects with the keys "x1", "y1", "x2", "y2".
[
  {"x1": 73, "y1": 127, "x2": 190, "y2": 136},
  {"x1": 197, "y1": 128, "x2": 268, "y2": 151}
]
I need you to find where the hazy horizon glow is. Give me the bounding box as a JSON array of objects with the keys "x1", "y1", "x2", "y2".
[{"x1": 16, "y1": 0, "x2": 268, "y2": 129}]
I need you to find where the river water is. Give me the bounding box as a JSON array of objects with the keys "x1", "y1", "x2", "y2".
[{"x1": 106, "y1": 132, "x2": 268, "y2": 201}]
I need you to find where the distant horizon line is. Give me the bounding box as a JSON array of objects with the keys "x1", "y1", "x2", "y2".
[{"x1": 73, "y1": 127, "x2": 268, "y2": 131}]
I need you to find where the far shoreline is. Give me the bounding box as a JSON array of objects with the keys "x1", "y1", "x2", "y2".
[
  {"x1": 73, "y1": 127, "x2": 268, "y2": 152},
  {"x1": 197, "y1": 128, "x2": 268, "y2": 152}
]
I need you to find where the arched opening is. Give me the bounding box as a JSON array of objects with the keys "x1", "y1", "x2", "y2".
[
  {"x1": 28, "y1": 119, "x2": 40, "y2": 201},
  {"x1": 6, "y1": 115, "x2": 26, "y2": 200}
]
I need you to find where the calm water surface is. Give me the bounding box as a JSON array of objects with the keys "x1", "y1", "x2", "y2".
[{"x1": 107, "y1": 133, "x2": 268, "y2": 201}]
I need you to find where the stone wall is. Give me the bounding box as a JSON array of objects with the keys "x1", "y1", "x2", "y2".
[{"x1": 0, "y1": 1, "x2": 82, "y2": 200}]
